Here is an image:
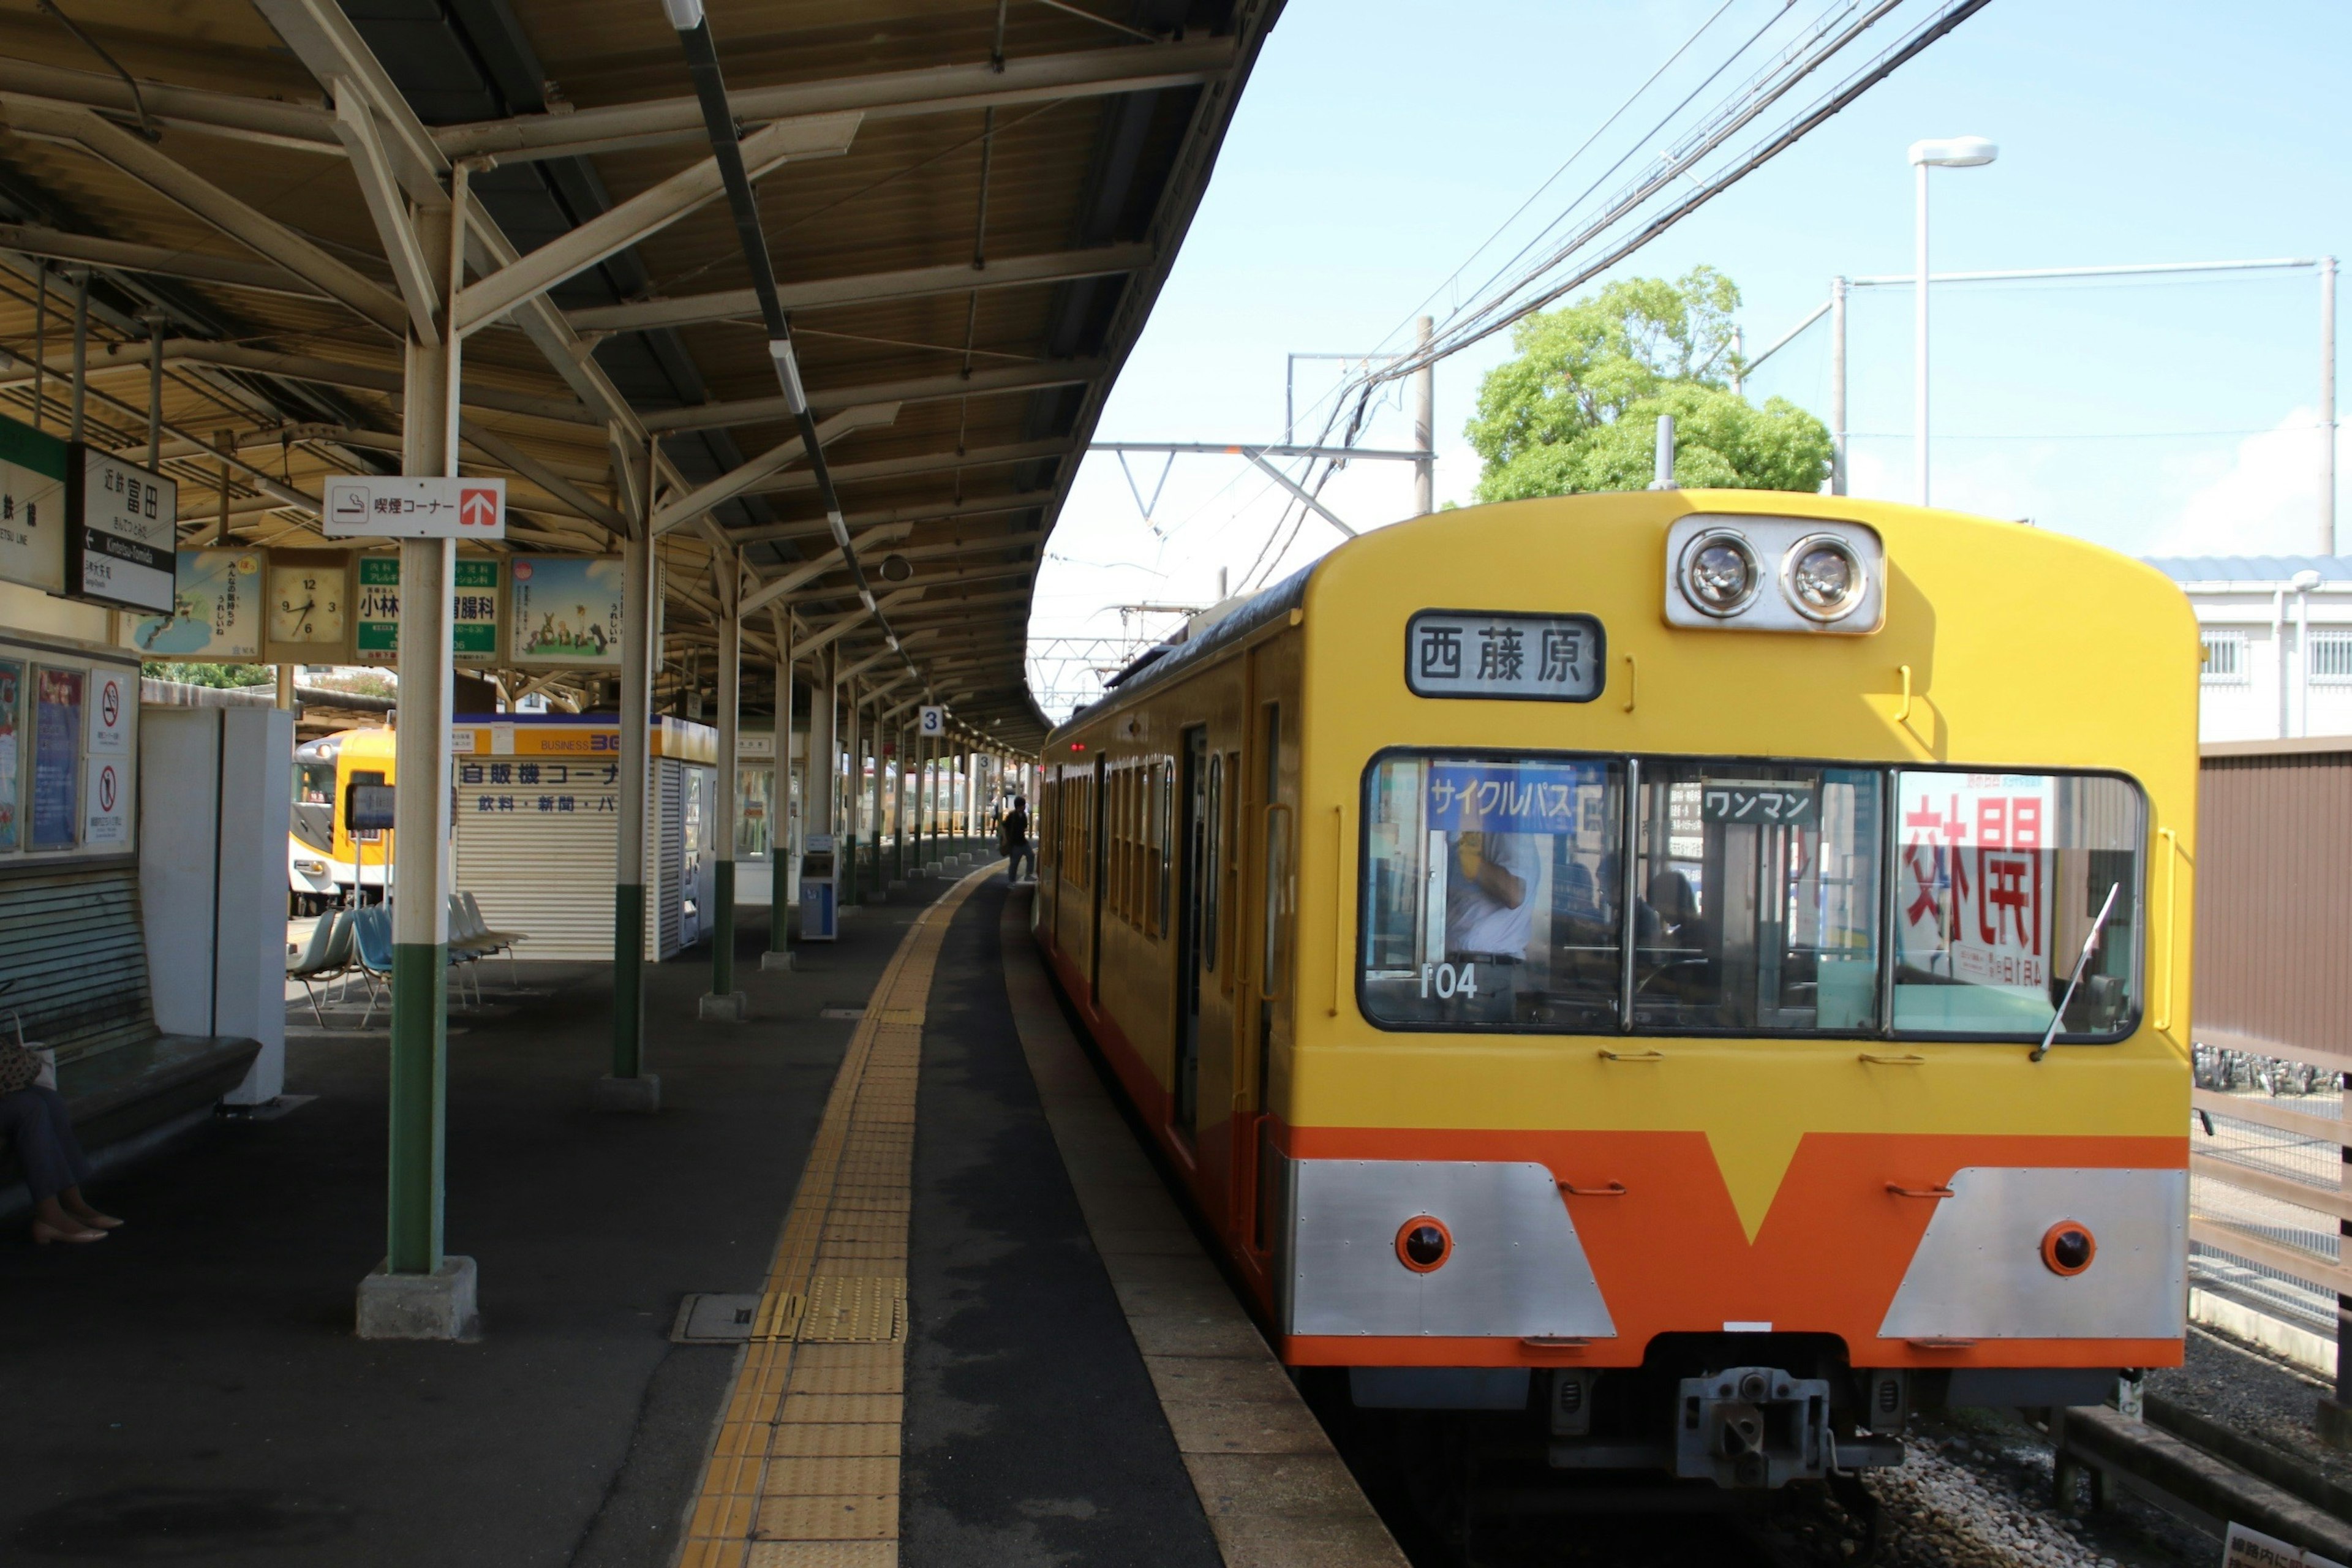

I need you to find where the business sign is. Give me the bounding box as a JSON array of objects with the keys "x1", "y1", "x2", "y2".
[
  {"x1": 0, "y1": 413, "x2": 66, "y2": 595},
  {"x1": 354, "y1": 554, "x2": 501, "y2": 663},
  {"x1": 66, "y1": 445, "x2": 177, "y2": 614},
  {"x1": 510, "y1": 555, "x2": 624, "y2": 667},
  {"x1": 919, "y1": 704, "x2": 946, "y2": 737},
  {"x1": 1406, "y1": 610, "x2": 1604, "y2": 703},
  {"x1": 323, "y1": 474, "x2": 505, "y2": 540},
  {"x1": 2224, "y1": 1522, "x2": 2346, "y2": 1568},
  {"x1": 126, "y1": 549, "x2": 263, "y2": 658}
]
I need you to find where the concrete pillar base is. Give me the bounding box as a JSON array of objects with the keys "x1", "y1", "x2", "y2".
[
  {"x1": 357, "y1": 1255, "x2": 481, "y2": 1341},
  {"x1": 2320, "y1": 1396, "x2": 2352, "y2": 1449},
  {"x1": 592, "y1": 1073, "x2": 663, "y2": 1114},
  {"x1": 698, "y1": 991, "x2": 750, "y2": 1022},
  {"x1": 759, "y1": 949, "x2": 796, "y2": 971}
]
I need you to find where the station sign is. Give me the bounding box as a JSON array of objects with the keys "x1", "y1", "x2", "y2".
[
  {"x1": 0, "y1": 413, "x2": 67, "y2": 597},
  {"x1": 919, "y1": 704, "x2": 946, "y2": 737},
  {"x1": 66, "y1": 444, "x2": 177, "y2": 615},
  {"x1": 323, "y1": 474, "x2": 505, "y2": 540}
]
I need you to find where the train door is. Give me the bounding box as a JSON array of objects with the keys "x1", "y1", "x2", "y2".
[
  {"x1": 1173, "y1": 728, "x2": 1210, "y2": 1139},
  {"x1": 1088, "y1": 753, "x2": 1107, "y2": 998},
  {"x1": 1229, "y1": 644, "x2": 1295, "y2": 1276}
]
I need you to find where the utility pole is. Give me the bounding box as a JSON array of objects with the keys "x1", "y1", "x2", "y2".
[
  {"x1": 1831, "y1": 277, "x2": 1849, "y2": 496},
  {"x1": 2324, "y1": 255, "x2": 2337, "y2": 556},
  {"x1": 1412, "y1": 314, "x2": 1434, "y2": 517}
]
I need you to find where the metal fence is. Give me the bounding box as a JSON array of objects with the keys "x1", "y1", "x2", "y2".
[{"x1": 2188, "y1": 1044, "x2": 2346, "y2": 1336}]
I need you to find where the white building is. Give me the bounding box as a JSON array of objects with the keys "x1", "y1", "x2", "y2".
[{"x1": 2146, "y1": 557, "x2": 2352, "y2": 742}]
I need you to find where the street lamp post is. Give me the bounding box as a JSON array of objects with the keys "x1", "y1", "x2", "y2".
[{"x1": 1909, "y1": 135, "x2": 1998, "y2": 507}]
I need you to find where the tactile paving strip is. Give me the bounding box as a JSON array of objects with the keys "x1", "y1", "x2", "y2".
[{"x1": 674, "y1": 869, "x2": 990, "y2": 1568}]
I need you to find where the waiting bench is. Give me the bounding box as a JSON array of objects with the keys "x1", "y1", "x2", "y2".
[{"x1": 0, "y1": 866, "x2": 260, "y2": 1189}]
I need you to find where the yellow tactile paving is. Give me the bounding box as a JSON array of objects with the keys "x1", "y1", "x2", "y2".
[{"x1": 673, "y1": 869, "x2": 993, "y2": 1568}]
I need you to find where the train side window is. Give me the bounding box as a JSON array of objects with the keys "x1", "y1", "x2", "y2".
[
  {"x1": 1630, "y1": 763, "x2": 1882, "y2": 1034},
  {"x1": 1359, "y1": 752, "x2": 1625, "y2": 1030},
  {"x1": 1160, "y1": 756, "x2": 1176, "y2": 937},
  {"x1": 1203, "y1": 754, "x2": 1223, "y2": 970},
  {"x1": 1890, "y1": 771, "x2": 2143, "y2": 1041}
]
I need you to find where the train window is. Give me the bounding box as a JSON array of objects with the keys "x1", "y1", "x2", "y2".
[
  {"x1": 1203, "y1": 754, "x2": 1223, "y2": 971},
  {"x1": 1890, "y1": 771, "x2": 2141, "y2": 1040},
  {"x1": 1630, "y1": 763, "x2": 1883, "y2": 1033},
  {"x1": 296, "y1": 761, "x2": 337, "y2": 805},
  {"x1": 1359, "y1": 753, "x2": 1626, "y2": 1030}
]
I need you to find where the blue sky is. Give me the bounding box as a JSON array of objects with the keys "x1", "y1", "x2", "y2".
[{"x1": 1030, "y1": 0, "x2": 2352, "y2": 685}]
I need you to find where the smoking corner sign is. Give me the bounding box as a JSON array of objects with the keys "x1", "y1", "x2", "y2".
[{"x1": 323, "y1": 476, "x2": 505, "y2": 540}]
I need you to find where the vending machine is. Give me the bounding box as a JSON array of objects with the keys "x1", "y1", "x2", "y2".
[{"x1": 798, "y1": 833, "x2": 837, "y2": 941}]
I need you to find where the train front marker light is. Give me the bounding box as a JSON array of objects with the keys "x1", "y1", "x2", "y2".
[
  {"x1": 1678, "y1": 529, "x2": 1762, "y2": 618},
  {"x1": 1396, "y1": 1216, "x2": 1452, "y2": 1272},
  {"x1": 1782, "y1": 534, "x2": 1868, "y2": 622},
  {"x1": 2041, "y1": 1221, "x2": 2096, "y2": 1276}
]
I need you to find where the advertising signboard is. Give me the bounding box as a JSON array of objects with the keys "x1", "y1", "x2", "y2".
[
  {"x1": 510, "y1": 555, "x2": 624, "y2": 667},
  {"x1": 66, "y1": 445, "x2": 177, "y2": 614},
  {"x1": 0, "y1": 413, "x2": 66, "y2": 595},
  {"x1": 126, "y1": 549, "x2": 264, "y2": 658},
  {"x1": 354, "y1": 554, "x2": 501, "y2": 663}
]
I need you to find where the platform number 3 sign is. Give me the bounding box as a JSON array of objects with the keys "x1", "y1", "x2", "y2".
[{"x1": 919, "y1": 705, "x2": 946, "y2": 737}]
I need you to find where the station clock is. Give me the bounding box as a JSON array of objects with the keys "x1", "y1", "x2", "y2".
[{"x1": 264, "y1": 549, "x2": 353, "y2": 663}]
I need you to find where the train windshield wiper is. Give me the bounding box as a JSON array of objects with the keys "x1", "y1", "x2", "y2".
[{"x1": 2032, "y1": 880, "x2": 2122, "y2": 1063}]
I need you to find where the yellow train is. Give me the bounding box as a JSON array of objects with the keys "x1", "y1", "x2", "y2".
[
  {"x1": 288, "y1": 726, "x2": 397, "y2": 910},
  {"x1": 1035, "y1": 490, "x2": 2192, "y2": 1491}
]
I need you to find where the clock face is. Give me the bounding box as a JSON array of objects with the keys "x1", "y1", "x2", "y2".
[{"x1": 269, "y1": 562, "x2": 347, "y2": 646}]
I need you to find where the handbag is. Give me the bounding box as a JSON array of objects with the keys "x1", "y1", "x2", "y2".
[{"x1": 0, "y1": 1038, "x2": 40, "y2": 1096}]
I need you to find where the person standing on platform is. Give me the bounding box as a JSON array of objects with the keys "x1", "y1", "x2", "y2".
[{"x1": 1001, "y1": 796, "x2": 1033, "y2": 883}]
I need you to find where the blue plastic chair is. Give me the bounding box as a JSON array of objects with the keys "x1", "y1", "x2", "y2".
[{"x1": 351, "y1": 905, "x2": 396, "y2": 1028}]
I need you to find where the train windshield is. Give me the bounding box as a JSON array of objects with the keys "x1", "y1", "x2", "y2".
[
  {"x1": 1359, "y1": 753, "x2": 2143, "y2": 1040},
  {"x1": 1890, "y1": 771, "x2": 2141, "y2": 1038},
  {"x1": 1360, "y1": 755, "x2": 1626, "y2": 1030}
]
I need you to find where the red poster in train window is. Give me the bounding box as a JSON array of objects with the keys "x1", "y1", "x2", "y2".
[{"x1": 1895, "y1": 773, "x2": 2056, "y2": 996}]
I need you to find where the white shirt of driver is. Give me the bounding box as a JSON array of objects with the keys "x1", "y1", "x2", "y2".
[{"x1": 1444, "y1": 830, "x2": 1535, "y2": 958}]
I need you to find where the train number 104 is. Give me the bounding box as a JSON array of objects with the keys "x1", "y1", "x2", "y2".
[{"x1": 1419, "y1": 962, "x2": 1479, "y2": 1000}]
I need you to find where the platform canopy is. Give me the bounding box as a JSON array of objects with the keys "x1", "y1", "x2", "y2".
[{"x1": 0, "y1": 0, "x2": 1276, "y2": 750}]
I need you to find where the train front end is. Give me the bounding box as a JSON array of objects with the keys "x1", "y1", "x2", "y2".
[{"x1": 1280, "y1": 491, "x2": 2195, "y2": 1488}]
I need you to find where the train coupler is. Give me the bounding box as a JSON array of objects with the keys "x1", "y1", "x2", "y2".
[{"x1": 1676, "y1": 1366, "x2": 1835, "y2": 1488}]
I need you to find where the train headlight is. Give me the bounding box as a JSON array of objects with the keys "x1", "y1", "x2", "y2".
[
  {"x1": 295, "y1": 859, "x2": 328, "y2": 876},
  {"x1": 1395, "y1": 1215, "x2": 1452, "y2": 1273},
  {"x1": 2040, "y1": 1221, "x2": 2096, "y2": 1276},
  {"x1": 1782, "y1": 534, "x2": 1869, "y2": 622},
  {"x1": 1677, "y1": 529, "x2": 1762, "y2": 618}
]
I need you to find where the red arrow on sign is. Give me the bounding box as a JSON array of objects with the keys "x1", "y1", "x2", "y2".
[{"x1": 459, "y1": 488, "x2": 500, "y2": 529}]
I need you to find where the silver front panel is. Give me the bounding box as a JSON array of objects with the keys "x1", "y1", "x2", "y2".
[
  {"x1": 1662, "y1": 513, "x2": 1886, "y2": 635},
  {"x1": 1289, "y1": 1158, "x2": 1616, "y2": 1338},
  {"x1": 1877, "y1": 1166, "x2": 2186, "y2": 1341}
]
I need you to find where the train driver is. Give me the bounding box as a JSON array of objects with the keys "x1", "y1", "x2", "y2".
[{"x1": 1445, "y1": 827, "x2": 1534, "y2": 1023}]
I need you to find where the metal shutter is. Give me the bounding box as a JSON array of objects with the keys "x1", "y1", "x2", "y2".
[
  {"x1": 656, "y1": 758, "x2": 685, "y2": 959},
  {"x1": 0, "y1": 866, "x2": 153, "y2": 1064},
  {"x1": 452, "y1": 777, "x2": 643, "y2": 962}
]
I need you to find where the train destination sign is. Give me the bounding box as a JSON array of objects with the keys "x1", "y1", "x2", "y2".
[
  {"x1": 1406, "y1": 609, "x2": 1604, "y2": 703},
  {"x1": 67, "y1": 445, "x2": 178, "y2": 615},
  {"x1": 323, "y1": 475, "x2": 506, "y2": 540}
]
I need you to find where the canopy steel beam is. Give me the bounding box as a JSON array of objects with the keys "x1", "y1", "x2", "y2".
[
  {"x1": 643, "y1": 359, "x2": 1104, "y2": 435},
  {"x1": 729, "y1": 491, "x2": 1054, "y2": 546},
  {"x1": 650, "y1": 402, "x2": 899, "y2": 537},
  {"x1": 739, "y1": 524, "x2": 913, "y2": 618},
  {"x1": 433, "y1": 38, "x2": 1237, "y2": 163},
  {"x1": 334, "y1": 86, "x2": 442, "y2": 343},
  {"x1": 455, "y1": 112, "x2": 862, "y2": 338},
  {"x1": 748, "y1": 437, "x2": 1071, "y2": 497},
  {"x1": 0, "y1": 97, "x2": 409, "y2": 336},
  {"x1": 0, "y1": 222, "x2": 325, "y2": 298},
  {"x1": 569, "y1": 243, "x2": 1150, "y2": 335}
]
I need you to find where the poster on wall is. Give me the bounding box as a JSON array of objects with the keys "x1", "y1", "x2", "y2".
[
  {"x1": 0, "y1": 415, "x2": 67, "y2": 595},
  {"x1": 30, "y1": 666, "x2": 83, "y2": 851},
  {"x1": 66, "y1": 445, "x2": 177, "y2": 614},
  {"x1": 84, "y1": 753, "x2": 127, "y2": 847},
  {"x1": 510, "y1": 555, "x2": 624, "y2": 667},
  {"x1": 86, "y1": 666, "x2": 130, "y2": 756},
  {"x1": 354, "y1": 554, "x2": 502, "y2": 664},
  {"x1": 0, "y1": 658, "x2": 20, "y2": 853},
  {"x1": 125, "y1": 549, "x2": 264, "y2": 658}
]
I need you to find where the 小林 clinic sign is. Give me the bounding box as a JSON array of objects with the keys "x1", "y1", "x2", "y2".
[{"x1": 322, "y1": 475, "x2": 506, "y2": 541}]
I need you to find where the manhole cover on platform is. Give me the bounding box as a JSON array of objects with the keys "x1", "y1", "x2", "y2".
[
  {"x1": 671, "y1": 1292, "x2": 803, "y2": 1343},
  {"x1": 819, "y1": 1007, "x2": 864, "y2": 1020}
]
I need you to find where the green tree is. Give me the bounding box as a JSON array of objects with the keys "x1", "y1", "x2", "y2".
[
  {"x1": 143, "y1": 662, "x2": 274, "y2": 688},
  {"x1": 1466, "y1": 266, "x2": 1832, "y2": 502}
]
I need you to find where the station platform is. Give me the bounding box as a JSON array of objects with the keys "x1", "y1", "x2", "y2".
[{"x1": 0, "y1": 867, "x2": 1401, "y2": 1568}]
